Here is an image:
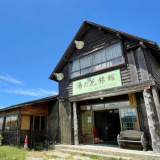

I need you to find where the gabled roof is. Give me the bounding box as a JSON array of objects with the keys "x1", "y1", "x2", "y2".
[
  {"x1": 0, "y1": 95, "x2": 58, "y2": 112},
  {"x1": 49, "y1": 20, "x2": 160, "y2": 81}
]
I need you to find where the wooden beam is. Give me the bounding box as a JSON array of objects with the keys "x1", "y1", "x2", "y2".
[
  {"x1": 73, "y1": 102, "x2": 79, "y2": 145},
  {"x1": 69, "y1": 80, "x2": 155, "y2": 102},
  {"x1": 143, "y1": 89, "x2": 160, "y2": 153},
  {"x1": 140, "y1": 41, "x2": 146, "y2": 49},
  {"x1": 152, "y1": 86, "x2": 160, "y2": 122}
]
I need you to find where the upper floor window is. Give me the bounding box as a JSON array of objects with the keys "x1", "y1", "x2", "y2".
[{"x1": 70, "y1": 42, "x2": 123, "y2": 78}]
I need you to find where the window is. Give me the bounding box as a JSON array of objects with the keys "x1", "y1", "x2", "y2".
[
  {"x1": 0, "y1": 117, "x2": 4, "y2": 130},
  {"x1": 34, "y1": 116, "x2": 45, "y2": 130},
  {"x1": 70, "y1": 59, "x2": 80, "y2": 78},
  {"x1": 92, "y1": 104, "x2": 104, "y2": 110},
  {"x1": 81, "y1": 111, "x2": 92, "y2": 135},
  {"x1": 120, "y1": 108, "x2": 139, "y2": 131},
  {"x1": 21, "y1": 115, "x2": 30, "y2": 130},
  {"x1": 105, "y1": 101, "x2": 130, "y2": 109},
  {"x1": 70, "y1": 42, "x2": 123, "y2": 78},
  {"x1": 5, "y1": 115, "x2": 18, "y2": 131},
  {"x1": 106, "y1": 42, "x2": 122, "y2": 67},
  {"x1": 80, "y1": 54, "x2": 92, "y2": 75},
  {"x1": 93, "y1": 49, "x2": 106, "y2": 71}
]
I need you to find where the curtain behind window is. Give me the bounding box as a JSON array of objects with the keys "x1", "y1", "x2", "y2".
[
  {"x1": 93, "y1": 49, "x2": 106, "y2": 71},
  {"x1": 70, "y1": 59, "x2": 80, "y2": 78},
  {"x1": 106, "y1": 42, "x2": 122, "y2": 67},
  {"x1": 80, "y1": 54, "x2": 92, "y2": 75}
]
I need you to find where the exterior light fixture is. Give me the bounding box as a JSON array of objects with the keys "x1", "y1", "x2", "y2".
[
  {"x1": 54, "y1": 73, "x2": 64, "y2": 81},
  {"x1": 75, "y1": 40, "x2": 84, "y2": 49}
]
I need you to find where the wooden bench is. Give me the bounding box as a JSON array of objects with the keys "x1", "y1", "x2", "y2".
[{"x1": 117, "y1": 130, "x2": 147, "y2": 151}]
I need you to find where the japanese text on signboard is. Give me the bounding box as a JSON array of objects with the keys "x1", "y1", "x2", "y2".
[{"x1": 73, "y1": 69, "x2": 122, "y2": 95}]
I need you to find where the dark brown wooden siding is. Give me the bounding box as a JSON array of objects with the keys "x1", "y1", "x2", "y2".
[
  {"x1": 47, "y1": 100, "x2": 59, "y2": 143},
  {"x1": 149, "y1": 51, "x2": 160, "y2": 88},
  {"x1": 59, "y1": 100, "x2": 71, "y2": 144},
  {"x1": 2, "y1": 108, "x2": 20, "y2": 145},
  {"x1": 58, "y1": 28, "x2": 152, "y2": 99}
]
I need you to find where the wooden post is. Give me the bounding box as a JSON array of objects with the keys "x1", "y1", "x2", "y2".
[
  {"x1": 143, "y1": 89, "x2": 160, "y2": 152},
  {"x1": 73, "y1": 102, "x2": 79, "y2": 145},
  {"x1": 152, "y1": 86, "x2": 160, "y2": 123}
]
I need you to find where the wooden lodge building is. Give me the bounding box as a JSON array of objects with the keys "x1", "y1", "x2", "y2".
[
  {"x1": 0, "y1": 95, "x2": 59, "y2": 146},
  {"x1": 0, "y1": 20, "x2": 160, "y2": 152},
  {"x1": 49, "y1": 21, "x2": 160, "y2": 152}
]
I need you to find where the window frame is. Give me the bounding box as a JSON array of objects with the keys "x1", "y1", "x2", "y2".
[
  {"x1": 0, "y1": 117, "x2": 4, "y2": 131},
  {"x1": 33, "y1": 115, "x2": 46, "y2": 131},
  {"x1": 119, "y1": 107, "x2": 140, "y2": 131},
  {"x1": 4, "y1": 114, "x2": 18, "y2": 132},
  {"x1": 69, "y1": 41, "x2": 125, "y2": 79}
]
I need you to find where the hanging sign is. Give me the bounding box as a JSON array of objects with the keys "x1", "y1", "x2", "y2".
[
  {"x1": 128, "y1": 93, "x2": 137, "y2": 108},
  {"x1": 73, "y1": 69, "x2": 122, "y2": 95}
]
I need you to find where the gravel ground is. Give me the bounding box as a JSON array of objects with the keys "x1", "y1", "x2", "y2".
[{"x1": 26, "y1": 150, "x2": 92, "y2": 160}]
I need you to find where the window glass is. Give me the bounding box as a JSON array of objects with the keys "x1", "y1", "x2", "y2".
[
  {"x1": 70, "y1": 59, "x2": 80, "y2": 78},
  {"x1": 70, "y1": 42, "x2": 123, "y2": 78},
  {"x1": 5, "y1": 115, "x2": 18, "y2": 131},
  {"x1": 93, "y1": 49, "x2": 106, "y2": 71},
  {"x1": 105, "y1": 101, "x2": 130, "y2": 108},
  {"x1": 80, "y1": 54, "x2": 92, "y2": 75},
  {"x1": 34, "y1": 116, "x2": 46, "y2": 130},
  {"x1": 81, "y1": 111, "x2": 92, "y2": 135},
  {"x1": 106, "y1": 42, "x2": 122, "y2": 67},
  {"x1": 92, "y1": 104, "x2": 104, "y2": 110},
  {"x1": 0, "y1": 117, "x2": 4, "y2": 130},
  {"x1": 41, "y1": 116, "x2": 45, "y2": 130},
  {"x1": 34, "y1": 116, "x2": 40, "y2": 130},
  {"x1": 80, "y1": 106, "x2": 91, "y2": 110},
  {"x1": 120, "y1": 108, "x2": 139, "y2": 131}
]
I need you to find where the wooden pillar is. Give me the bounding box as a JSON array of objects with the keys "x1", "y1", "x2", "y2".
[
  {"x1": 73, "y1": 102, "x2": 79, "y2": 145},
  {"x1": 143, "y1": 89, "x2": 160, "y2": 152},
  {"x1": 152, "y1": 86, "x2": 160, "y2": 122}
]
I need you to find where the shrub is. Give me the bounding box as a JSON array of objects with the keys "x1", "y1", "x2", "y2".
[{"x1": 32, "y1": 140, "x2": 49, "y2": 151}]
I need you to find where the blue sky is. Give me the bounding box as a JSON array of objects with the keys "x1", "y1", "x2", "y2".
[{"x1": 0, "y1": 0, "x2": 160, "y2": 108}]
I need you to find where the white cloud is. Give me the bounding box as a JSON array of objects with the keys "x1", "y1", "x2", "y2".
[
  {"x1": 1, "y1": 88, "x2": 58, "y2": 96},
  {"x1": 0, "y1": 106, "x2": 4, "y2": 109},
  {"x1": 0, "y1": 72, "x2": 24, "y2": 85}
]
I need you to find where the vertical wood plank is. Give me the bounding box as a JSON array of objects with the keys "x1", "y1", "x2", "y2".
[
  {"x1": 152, "y1": 86, "x2": 160, "y2": 123},
  {"x1": 127, "y1": 50, "x2": 139, "y2": 83},
  {"x1": 136, "y1": 48, "x2": 149, "y2": 81},
  {"x1": 73, "y1": 102, "x2": 79, "y2": 145},
  {"x1": 143, "y1": 89, "x2": 160, "y2": 153}
]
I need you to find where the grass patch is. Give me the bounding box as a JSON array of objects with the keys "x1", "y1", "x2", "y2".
[
  {"x1": 80, "y1": 153, "x2": 86, "y2": 156},
  {"x1": 0, "y1": 145, "x2": 27, "y2": 160}
]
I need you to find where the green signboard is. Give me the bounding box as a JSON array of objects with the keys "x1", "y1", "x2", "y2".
[{"x1": 73, "y1": 69, "x2": 122, "y2": 95}]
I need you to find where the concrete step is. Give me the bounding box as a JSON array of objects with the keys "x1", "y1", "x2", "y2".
[
  {"x1": 55, "y1": 144, "x2": 160, "y2": 160},
  {"x1": 61, "y1": 149, "x2": 132, "y2": 160}
]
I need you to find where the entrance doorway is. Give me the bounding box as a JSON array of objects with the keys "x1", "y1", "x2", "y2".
[{"x1": 94, "y1": 109, "x2": 121, "y2": 143}]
